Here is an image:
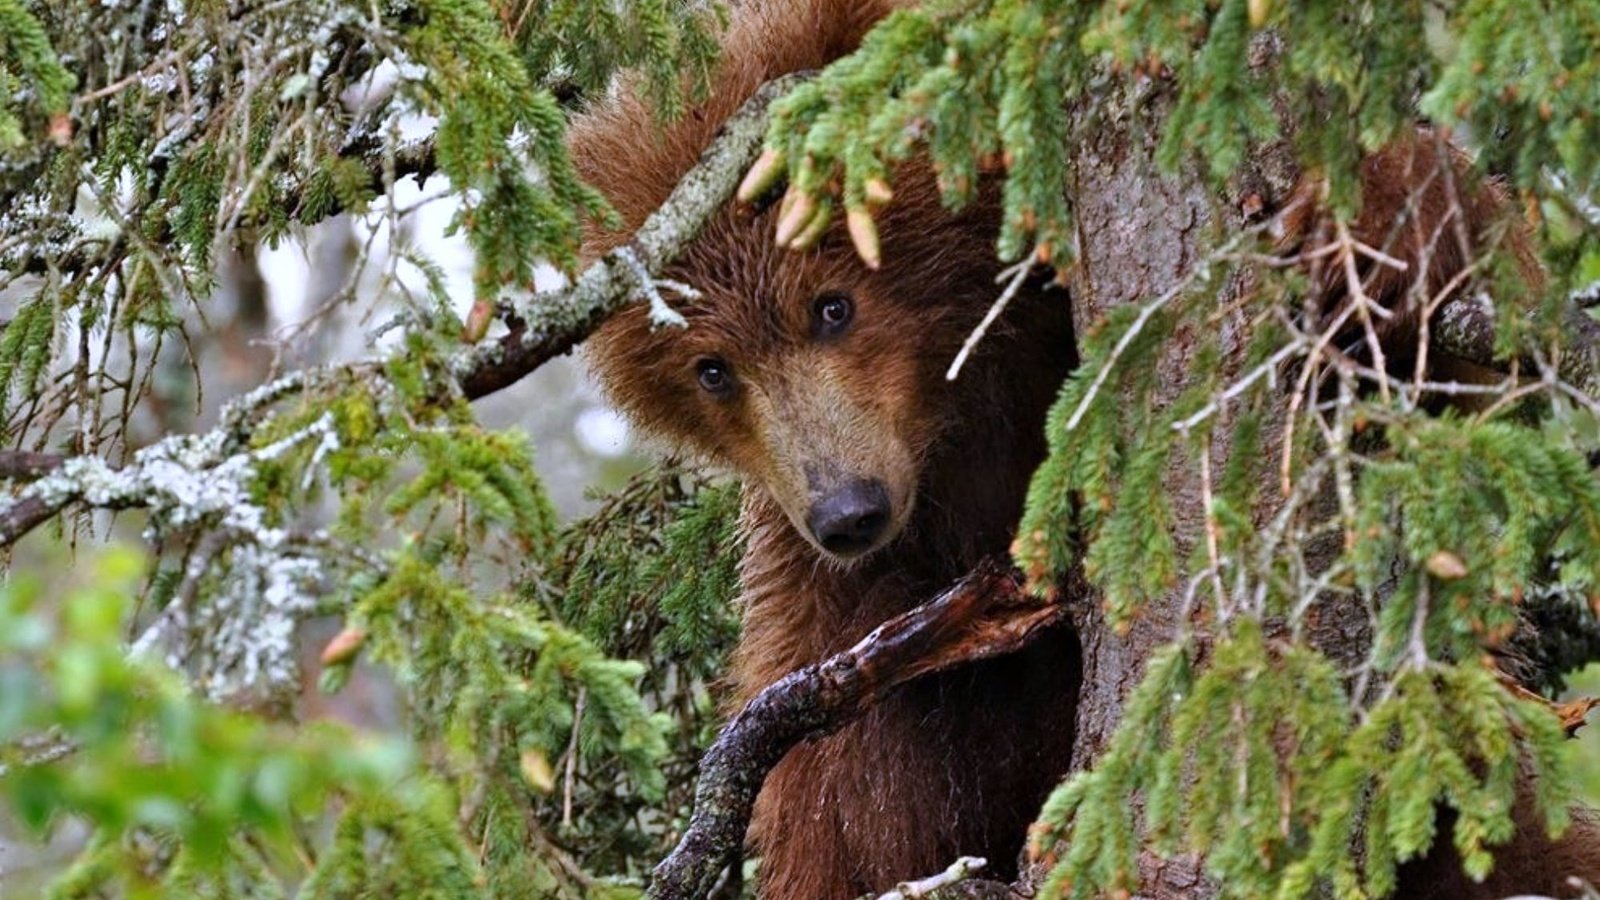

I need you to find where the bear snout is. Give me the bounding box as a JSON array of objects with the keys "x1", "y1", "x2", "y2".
[{"x1": 806, "y1": 478, "x2": 892, "y2": 557}]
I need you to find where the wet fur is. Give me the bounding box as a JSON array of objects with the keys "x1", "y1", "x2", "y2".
[{"x1": 575, "y1": 2, "x2": 1600, "y2": 896}]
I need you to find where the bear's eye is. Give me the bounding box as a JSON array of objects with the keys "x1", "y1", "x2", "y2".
[
  {"x1": 696, "y1": 358, "x2": 735, "y2": 397},
  {"x1": 812, "y1": 291, "x2": 854, "y2": 338}
]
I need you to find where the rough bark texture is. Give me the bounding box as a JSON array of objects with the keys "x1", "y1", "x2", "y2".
[
  {"x1": 1061, "y1": 91, "x2": 1231, "y2": 776},
  {"x1": 1058, "y1": 90, "x2": 1356, "y2": 900}
]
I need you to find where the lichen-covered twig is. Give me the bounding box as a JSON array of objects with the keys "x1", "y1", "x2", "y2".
[
  {"x1": 0, "y1": 75, "x2": 801, "y2": 549},
  {"x1": 455, "y1": 73, "x2": 803, "y2": 399},
  {"x1": 1432, "y1": 294, "x2": 1600, "y2": 401},
  {"x1": 647, "y1": 560, "x2": 1064, "y2": 900}
]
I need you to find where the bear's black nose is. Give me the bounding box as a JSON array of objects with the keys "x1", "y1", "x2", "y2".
[{"x1": 808, "y1": 479, "x2": 891, "y2": 556}]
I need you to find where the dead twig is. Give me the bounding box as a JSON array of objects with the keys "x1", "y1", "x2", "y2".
[{"x1": 873, "y1": 857, "x2": 990, "y2": 899}]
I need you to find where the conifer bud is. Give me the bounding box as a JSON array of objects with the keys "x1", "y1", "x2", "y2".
[
  {"x1": 520, "y1": 748, "x2": 556, "y2": 793},
  {"x1": 774, "y1": 188, "x2": 818, "y2": 247},
  {"x1": 320, "y1": 627, "x2": 367, "y2": 666},
  {"x1": 1425, "y1": 550, "x2": 1468, "y2": 581},
  {"x1": 846, "y1": 206, "x2": 881, "y2": 269},
  {"x1": 737, "y1": 148, "x2": 786, "y2": 203},
  {"x1": 48, "y1": 113, "x2": 73, "y2": 147},
  {"x1": 787, "y1": 198, "x2": 833, "y2": 250},
  {"x1": 776, "y1": 183, "x2": 798, "y2": 222},
  {"x1": 1248, "y1": 0, "x2": 1271, "y2": 28},
  {"x1": 863, "y1": 177, "x2": 894, "y2": 208},
  {"x1": 462, "y1": 297, "x2": 495, "y2": 343}
]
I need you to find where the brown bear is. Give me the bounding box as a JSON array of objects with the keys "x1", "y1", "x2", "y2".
[
  {"x1": 571, "y1": 1, "x2": 1600, "y2": 897},
  {"x1": 575, "y1": 3, "x2": 1079, "y2": 896}
]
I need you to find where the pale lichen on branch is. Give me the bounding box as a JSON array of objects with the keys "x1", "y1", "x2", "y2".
[{"x1": 0, "y1": 73, "x2": 804, "y2": 554}]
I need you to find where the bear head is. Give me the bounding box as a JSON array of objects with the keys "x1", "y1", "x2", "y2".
[{"x1": 587, "y1": 170, "x2": 1013, "y2": 563}]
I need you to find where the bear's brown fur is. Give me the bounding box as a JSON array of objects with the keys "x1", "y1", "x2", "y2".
[
  {"x1": 573, "y1": 2, "x2": 1600, "y2": 897},
  {"x1": 577, "y1": 5, "x2": 1079, "y2": 895}
]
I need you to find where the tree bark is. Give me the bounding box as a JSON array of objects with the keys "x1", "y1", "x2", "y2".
[
  {"x1": 1055, "y1": 89, "x2": 1355, "y2": 899},
  {"x1": 1060, "y1": 91, "x2": 1233, "y2": 775}
]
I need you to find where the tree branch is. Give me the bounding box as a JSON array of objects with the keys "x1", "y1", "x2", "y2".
[
  {"x1": 8, "y1": 134, "x2": 440, "y2": 280},
  {"x1": 0, "y1": 75, "x2": 800, "y2": 548},
  {"x1": 0, "y1": 494, "x2": 71, "y2": 546},
  {"x1": 457, "y1": 73, "x2": 802, "y2": 398},
  {"x1": 0, "y1": 451, "x2": 70, "y2": 542},
  {"x1": 0, "y1": 450, "x2": 64, "y2": 481},
  {"x1": 646, "y1": 559, "x2": 1065, "y2": 900},
  {"x1": 873, "y1": 857, "x2": 994, "y2": 899},
  {"x1": 1433, "y1": 293, "x2": 1600, "y2": 399}
]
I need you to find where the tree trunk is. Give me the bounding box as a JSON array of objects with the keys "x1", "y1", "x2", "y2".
[{"x1": 1057, "y1": 91, "x2": 1361, "y2": 899}]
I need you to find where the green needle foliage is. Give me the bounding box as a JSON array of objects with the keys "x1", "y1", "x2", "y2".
[
  {"x1": 0, "y1": 0, "x2": 72, "y2": 149},
  {"x1": 0, "y1": 0, "x2": 723, "y2": 456},
  {"x1": 2, "y1": 2, "x2": 740, "y2": 891},
  {"x1": 763, "y1": 0, "x2": 1600, "y2": 897},
  {"x1": 531, "y1": 469, "x2": 743, "y2": 879},
  {"x1": 6, "y1": 0, "x2": 1600, "y2": 897},
  {"x1": 770, "y1": 0, "x2": 1599, "y2": 272},
  {"x1": 0, "y1": 551, "x2": 449, "y2": 899}
]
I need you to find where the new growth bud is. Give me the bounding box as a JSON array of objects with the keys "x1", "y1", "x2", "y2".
[
  {"x1": 847, "y1": 206, "x2": 881, "y2": 269},
  {"x1": 320, "y1": 626, "x2": 367, "y2": 666},
  {"x1": 775, "y1": 189, "x2": 819, "y2": 247},
  {"x1": 737, "y1": 148, "x2": 787, "y2": 203}
]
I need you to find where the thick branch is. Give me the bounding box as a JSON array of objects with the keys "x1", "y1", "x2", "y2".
[
  {"x1": 456, "y1": 73, "x2": 803, "y2": 399},
  {"x1": 1433, "y1": 294, "x2": 1600, "y2": 399},
  {"x1": 0, "y1": 450, "x2": 65, "y2": 481},
  {"x1": 0, "y1": 495, "x2": 71, "y2": 546},
  {"x1": 647, "y1": 560, "x2": 1065, "y2": 900},
  {"x1": 0, "y1": 76, "x2": 801, "y2": 548}
]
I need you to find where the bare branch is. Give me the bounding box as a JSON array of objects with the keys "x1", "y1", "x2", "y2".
[
  {"x1": 874, "y1": 857, "x2": 990, "y2": 899},
  {"x1": 647, "y1": 560, "x2": 1064, "y2": 900}
]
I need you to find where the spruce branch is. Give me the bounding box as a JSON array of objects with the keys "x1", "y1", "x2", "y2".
[
  {"x1": 647, "y1": 559, "x2": 1064, "y2": 900},
  {"x1": 0, "y1": 74, "x2": 801, "y2": 547},
  {"x1": 456, "y1": 73, "x2": 804, "y2": 398},
  {"x1": 8, "y1": 133, "x2": 440, "y2": 279}
]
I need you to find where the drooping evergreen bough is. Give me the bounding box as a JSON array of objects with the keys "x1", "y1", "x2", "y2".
[
  {"x1": 3, "y1": 0, "x2": 1600, "y2": 897},
  {"x1": 580, "y1": 0, "x2": 1600, "y2": 897}
]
